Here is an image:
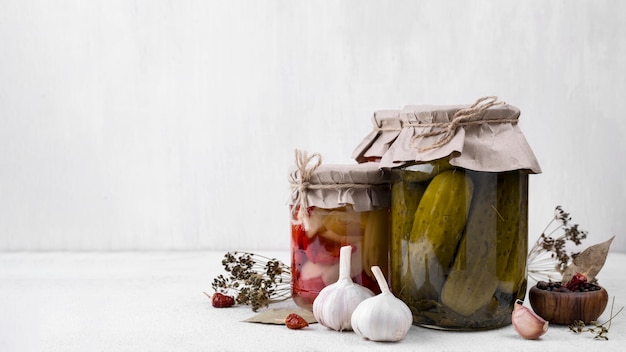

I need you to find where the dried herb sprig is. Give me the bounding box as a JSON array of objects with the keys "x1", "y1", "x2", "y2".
[
  {"x1": 211, "y1": 251, "x2": 291, "y2": 311},
  {"x1": 527, "y1": 206, "x2": 588, "y2": 282},
  {"x1": 568, "y1": 297, "x2": 623, "y2": 340}
]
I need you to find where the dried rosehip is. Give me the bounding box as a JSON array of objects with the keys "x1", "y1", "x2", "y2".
[
  {"x1": 212, "y1": 292, "x2": 235, "y2": 308},
  {"x1": 285, "y1": 313, "x2": 309, "y2": 329}
]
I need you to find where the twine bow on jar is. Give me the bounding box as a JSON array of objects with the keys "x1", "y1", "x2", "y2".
[
  {"x1": 290, "y1": 149, "x2": 323, "y2": 228},
  {"x1": 408, "y1": 96, "x2": 518, "y2": 152}
]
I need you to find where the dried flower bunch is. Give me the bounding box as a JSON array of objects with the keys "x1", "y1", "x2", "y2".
[
  {"x1": 527, "y1": 206, "x2": 588, "y2": 282},
  {"x1": 211, "y1": 251, "x2": 291, "y2": 311}
]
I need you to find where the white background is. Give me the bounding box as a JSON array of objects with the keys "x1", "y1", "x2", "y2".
[{"x1": 0, "y1": 0, "x2": 624, "y2": 252}]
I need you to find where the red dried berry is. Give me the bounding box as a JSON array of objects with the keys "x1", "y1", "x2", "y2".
[
  {"x1": 212, "y1": 292, "x2": 235, "y2": 308},
  {"x1": 285, "y1": 313, "x2": 309, "y2": 330}
]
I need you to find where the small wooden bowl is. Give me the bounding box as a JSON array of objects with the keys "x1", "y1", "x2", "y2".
[{"x1": 528, "y1": 285, "x2": 608, "y2": 325}]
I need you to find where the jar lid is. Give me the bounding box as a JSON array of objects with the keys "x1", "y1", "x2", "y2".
[
  {"x1": 352, "y1": 97, "x2": 542, "y2": 173},
  {"x1": 288, "y1": 150, "x2": 391, "y2": 215}
]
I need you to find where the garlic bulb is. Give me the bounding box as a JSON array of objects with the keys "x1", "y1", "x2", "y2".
[
  {"x1": 512, "y1": 300, "x2": 549, "y2": 340},
  {"x1": 350, "y1": 266, "x2": 413, "y2": 342},
  {"x1": 312, "y1": 245, "x2": 374, "y2": 331}
]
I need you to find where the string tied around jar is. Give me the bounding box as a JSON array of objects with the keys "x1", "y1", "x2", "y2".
[
  {"x1": 290, "y1": 149, "x2": 322, "y2": 229},
  {"x1": 408, "y1": 96, "x2": 518, "y2": 152}
]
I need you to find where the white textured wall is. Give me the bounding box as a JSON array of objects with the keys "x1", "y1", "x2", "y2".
[{"x1": 1, "y1": 0, "x2": 624, "y2": 252}]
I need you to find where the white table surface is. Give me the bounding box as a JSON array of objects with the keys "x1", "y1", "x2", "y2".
[{"x1": 1, "y1": 250, "x2": 625, "y2": 352}]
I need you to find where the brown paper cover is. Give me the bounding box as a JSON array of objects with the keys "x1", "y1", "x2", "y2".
[
  {"x1": 353, "y1": 98, "x2": 542, "y2": 173},
  {"x1": 288, "y1": 162, "x2": 391, "y2": 212},
  {"x1": 352, "y1": 110, "x2": 402, "y2": 163}
]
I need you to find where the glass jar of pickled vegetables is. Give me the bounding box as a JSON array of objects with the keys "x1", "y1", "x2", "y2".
[
  {"x1": 288, "y1": 150, "x2": 391, "y2": 310},
  {"x1": 392, "y1": 164, "x2": 530, "y2": 330},
  {"x1": 352, "y1": 97, "x2": 542, "y2": 330}
]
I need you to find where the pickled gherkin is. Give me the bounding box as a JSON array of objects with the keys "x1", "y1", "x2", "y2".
[
  {"x1": 390, "y1": 180, "x2": 425, "y2": 295},
  {"x1": 441, "y1": 172, "x2": 498, "y2": 317},
  {"x1": 408, "y1": 170, "x2": 473, "y2": 295},
  {"x1": 496, "y1": 172, "x2": 529, "y2": 295}
]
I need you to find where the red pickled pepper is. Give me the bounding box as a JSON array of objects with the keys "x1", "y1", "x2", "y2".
[
  {"x1": 564, "y1": 272, "x2": 588, "y2": 291},
  {"x1": 285, "y1": 313, "x2": 309, "y2": 329},
  {"x1": 304, "y1": 234, "x2": 343, "y2": 264},
  {"x1": 211, "y1": 292, "x2": 235, "y2": 308}
]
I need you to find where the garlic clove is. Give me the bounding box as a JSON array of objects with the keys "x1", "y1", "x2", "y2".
[
  {"x1": 312, "y1": 245, "x2": 374, "y2": 331},
  {"x1": 512, "y1": 299, "x2": 549, "y2": 340},
  {"x1": 351, "y1": 266, "x2": 413, "y2": 342}
]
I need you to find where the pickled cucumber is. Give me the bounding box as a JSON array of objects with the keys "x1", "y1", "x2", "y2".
[
  {"x1": 496, "y1": 171, "x2": 529, "y2": 294},
  {"x1": 441, "y1": 172, "x2": 498, "y2": 316},
  {"x1": 408, "y1": 170, "x2": 474, "y2": 293},
  {"x1": 390, "y1": 180, "x2": 425, "y2": 293}
]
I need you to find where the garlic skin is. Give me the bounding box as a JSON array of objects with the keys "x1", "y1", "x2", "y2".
[
  {"x1": 312, "y1": 245, "x2": 374, "y2": 331},
  {"x1": 512, "y1": 300, "x2": 549, "y2": 340},
  {"x1": 351, "y1": 266, "x2": 412, "y2": 342}
]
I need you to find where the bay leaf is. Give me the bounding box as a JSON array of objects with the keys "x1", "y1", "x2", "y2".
[
  {"x1": 562, "y1": 235, "x2": 614, "y2": 283},
  {"x1": 561, "y1": 263, "x2": 580, "y2": 283},
  {"x1": 242, "y1": 308, "x2": 317, "y2": 325}
]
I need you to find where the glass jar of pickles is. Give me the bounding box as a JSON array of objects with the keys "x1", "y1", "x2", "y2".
[
  {"x1": 288, "y1": 150, "x2": 391, "y2": 310},
  {"x1": 352, "y1": 97, "x2": 542, "y2": 330}
]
